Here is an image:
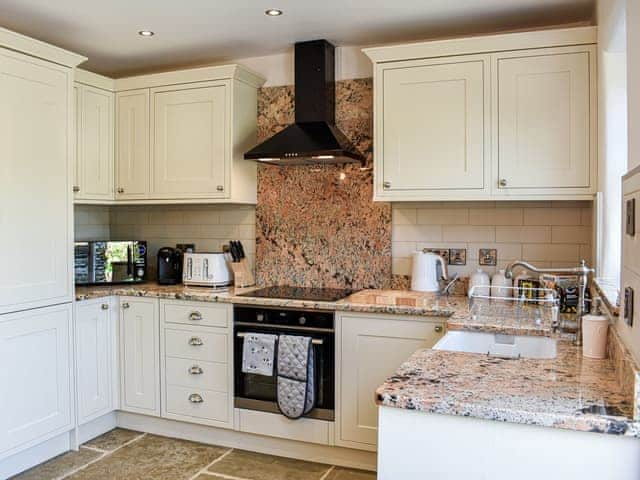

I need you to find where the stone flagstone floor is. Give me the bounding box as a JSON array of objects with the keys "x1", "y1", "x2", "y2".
[{"x1": 11, "y1": 428, "x2": 376, "y2": 480}]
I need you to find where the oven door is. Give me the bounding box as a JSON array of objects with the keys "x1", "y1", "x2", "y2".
[{"x1": 234, "y1": 323, "x2": 335, "y2": 421}]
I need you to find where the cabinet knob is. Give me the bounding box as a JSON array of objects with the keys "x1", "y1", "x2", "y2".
[
  {"x1": 216, "y1": 185, "x2": 224, "y2": 192},
  {"x1": 188, "y1": 393, "x2": 204, "y2": 403},
  {"x1": 435, "y1": 325, "x2": 443, "y2": 333},
  {"x1": 499, "y1": 179, "x2": 508, "y2": 187},
  {"x1": 122, "y1": 302, "x2": 130, "y2": 309},
  {"x1": 189, "y1": 311, "x2": 203, "y2": 321},
  {"x1": 117, "y1": 187, "x2": 125, "y2": 194},
  {"x1": 73, "y1": 186, "x2": 80, "y2": 193},
  {"x1": 383, "y1": 181, "x2": 391, "y2": 189},
  {"x1": 101, "y1": 303, "x2": 109, "y2": 310},
  {"x1": 189, "y1": 336, "x2": 204, "y2": 346},
  {"x1": 189, "y1": 365, "x2": 204, "y2": 375}
]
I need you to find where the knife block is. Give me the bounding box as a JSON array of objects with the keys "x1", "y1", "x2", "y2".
[{"x1": 230, "y1": 259, "x2": 255, "y2": 288}]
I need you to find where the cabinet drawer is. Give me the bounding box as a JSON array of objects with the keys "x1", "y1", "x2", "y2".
[
  {"x1": 164, "y1": 328, "x2": 227, "y2": 362},
  {"x1": 162, "y1": 301, "x2": 229, "y2": 328},
  {"x1": 165, "y1": 357, "x2": 228, "y2": 392},
  {"x1": 165, "y1": 385, "x2": 229, "y2": 422}
]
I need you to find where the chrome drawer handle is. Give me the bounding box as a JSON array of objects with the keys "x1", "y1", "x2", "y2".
[
  {"x1": 499, "y1": 179, "x2": 508, "y2": 187},
  {"x1": 188, "y1": 336, "x2": 204, "y2": 346},
  {"x1": 122, "y1": 302, "x2": 130, "y2": 309},
  {"x1": 188, "y1": 393, "x2": 204, "y2": 403},
  {"x1": 73, "y1": 185, "x2": 80, "y2": 193},
  {"x1": 383, "y1": 181, "x2": 391, "y2": 189},
  {"x1": 189, "y1": 365, "x2": 204, "y2": 375},
  {"x1": 216, "y1": 185, "x2": 224, "y2": 191},
  {"x1": 435, "y1": 325, "x2": 443, "y2": 333},
  {"x1": 101, "y1": 303, "x2": 109, "y2": 310},
  {"x1": 189, "y1": 311, "x2": 203, "y2": 321}
]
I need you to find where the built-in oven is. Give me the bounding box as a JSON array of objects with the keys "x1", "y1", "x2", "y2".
[{"x1": 234, "y1": 305, "x2": 335, "y2": 421}]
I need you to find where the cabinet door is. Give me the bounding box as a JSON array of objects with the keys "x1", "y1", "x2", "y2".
[
  {"x1": 338, "y1": 314, "x2": 444, "y2": 450},
  {"x1": 379, "y1": 56, "x2": 488, "y2": 196},
  {"x1": 494, "y1": 47, "x2": 594, "y2": 192},
  {"x1": 0, "y1": 48, "x2": 72, "y2": 314},
  {"x1": 119, "y1": 297, "x2": 160, "y2": 416},
  {"x1": 0, "y1": 304, "x2": 72, "y2": 458},
  {"x1": 76, "y1": 84, "x2": 114, "y2": 201},
  {"x1": 116, "y1": 89, "x2": 150, "y2": 199},
  {"x1": 151, "y1": 84, "x2": 228, "y2": 198},
  {"x1": 75, "y1": 299, "x2": 115, "y2": 424}
]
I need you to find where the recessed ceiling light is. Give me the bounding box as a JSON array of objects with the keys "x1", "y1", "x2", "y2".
[
  {"x1": 265, "y1": 9, "x2": 283, "y2": 16},
  {"x1": 138, "y1": 30, "x2": 155, "y2": 37}
]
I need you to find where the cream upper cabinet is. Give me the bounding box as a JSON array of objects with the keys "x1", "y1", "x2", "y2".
[
  {"x1": 0, "y1": 48, "x2": 73, "y2": 313},
  {"x1": 336, "y1": 313, "x2": 445, "y2": 451},
  {"x1": 378, "y1": 56, "x2": 489, "y2": 198},
  {"x1": 116, "y1": 89, "x2": 151, "y2": 200},
  {"x1": 74, "y1": 83, "x2": 114, "y2": 201},
  {"x1": 151, "y1": 83, "x2": 228, "y2": 198},
  {"x1": 364, "y1": 26, "x2": 597, "y2": 201},
  {"x1": 493, "y1": 46, "x2": 596, "y2": 196}
]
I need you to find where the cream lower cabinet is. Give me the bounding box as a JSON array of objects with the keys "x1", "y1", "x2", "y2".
[
  {"x1": 336, "y1": 313, "x2": 445, "y2": 451},
  {"x1": 75, "y1": 298, "x2": 118, "y2": 425},
  {"x1": 376, "y1": 55, "x2": 489, "y2": 199},
  {"x1": 159, "y1": 300, "x2": 233, "y2": 428},
  {"x1": 119, "y1": 297, "x2": 160, "y2": 416},
  {"x1": 115, "y1": 89, "x2": 151, "y2": 200},
  {"x1": 151, "y1": 83, "x2": 228, "y2": 199},
  {"x1": 74, "y1": 82, "x2": 114, "y2": 202},
  {"x1": 0, "y1": 304, "x2": 73, "y2": 459},
  {"x1": 493, "y1": 46, "x2": 596, "y2": 196}
]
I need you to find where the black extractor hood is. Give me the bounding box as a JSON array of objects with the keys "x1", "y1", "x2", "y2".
[{"x1": 244, "y1": 39, "x2": 366, "y2": 166}]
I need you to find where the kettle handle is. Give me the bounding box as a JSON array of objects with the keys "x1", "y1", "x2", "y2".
[{"x1": 436, "y1": 255, "x2": 449, "y2": 281}]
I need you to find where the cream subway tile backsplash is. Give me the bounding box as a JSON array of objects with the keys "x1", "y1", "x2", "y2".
[
  {"x1": 392, "y1": 201, "x2": 593, "y2": 277},
  {"x1": 107, "y1": 204, "x2": 256, "y2": 278},
  {"x1": 74, "y1": 205, "x2": 111, "y2": 241}
]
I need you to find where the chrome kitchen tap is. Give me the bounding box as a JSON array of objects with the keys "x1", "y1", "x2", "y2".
[{"x1": 504, "y1": 260, "x2": 595, "y2": 346}]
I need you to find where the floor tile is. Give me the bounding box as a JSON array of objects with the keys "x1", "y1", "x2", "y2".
[
  {"x1": 325, "y1": 467, "x2": 377, "y2": 480},
  {"x1": 82, "y1": 428, "x2": 143, "y2": 452},
  {"x1": 11, "y1": 448, "x2": 102, "y2": 480},
  {"x1": 67, "y1": 434, "x2": 229, "y2": 480},
  {"x1": 207, "y1": 449, "x2": 330, "y2": 480}
]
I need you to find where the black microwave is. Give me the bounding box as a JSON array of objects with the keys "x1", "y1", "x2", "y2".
[{"x1": 75, "y1": 241, "x2": 147, "y2": 285}]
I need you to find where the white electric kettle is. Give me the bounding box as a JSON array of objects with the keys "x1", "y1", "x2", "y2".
[{"x1": 411, "y1": 251, "x2": 448, "y2": 292}]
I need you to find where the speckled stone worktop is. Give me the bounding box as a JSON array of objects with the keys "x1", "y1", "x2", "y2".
[{"x1": 75, "y1": 283, "x2": 639, "y2": 438}]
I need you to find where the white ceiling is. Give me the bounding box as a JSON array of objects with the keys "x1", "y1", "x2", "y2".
[{"x1": 0, "y1": 0, "x2": 594, "y2": 77}]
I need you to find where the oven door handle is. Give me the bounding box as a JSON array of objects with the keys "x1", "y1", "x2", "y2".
[{"x1": 236, "y1": 332, "x2": 324, "y2": 345}]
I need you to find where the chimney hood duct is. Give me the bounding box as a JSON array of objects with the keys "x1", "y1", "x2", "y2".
[{"x1": 244, "y1": 39, "x2": 366, "y2": 166}]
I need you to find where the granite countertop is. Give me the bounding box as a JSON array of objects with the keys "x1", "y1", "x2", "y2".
[{"x1": 75, "y1": 282, "x2": 639, "y2": 437}]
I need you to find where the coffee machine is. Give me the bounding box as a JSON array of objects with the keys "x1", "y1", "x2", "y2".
[{"x1": 157, "y1": 247, "x2": 183, "y2": 285}]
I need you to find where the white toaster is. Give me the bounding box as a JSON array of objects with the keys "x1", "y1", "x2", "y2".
[{"x1": 182, "y1": 252, "x2": 232, "y2": 287}]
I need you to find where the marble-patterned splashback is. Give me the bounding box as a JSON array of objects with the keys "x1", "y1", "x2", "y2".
[{"x1": 255, "y1": 79, "x2": 392, "y2": 289}]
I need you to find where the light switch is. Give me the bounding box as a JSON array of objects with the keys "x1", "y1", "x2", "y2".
[{"x1": 626, "y1": 198, "x2": 635, "y2": 236}]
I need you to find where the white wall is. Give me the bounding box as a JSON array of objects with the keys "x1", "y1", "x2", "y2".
[
  {"x1": 597, "y1": 0, "x2": 627, "y2": 280},
  {"x1": 627, "y1": 0, "x2": 640, "y2": 171}
]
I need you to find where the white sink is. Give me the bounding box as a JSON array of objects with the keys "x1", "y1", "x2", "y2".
[{"x1": 433, "y1": 330, "x2": 557, "y2": 359}]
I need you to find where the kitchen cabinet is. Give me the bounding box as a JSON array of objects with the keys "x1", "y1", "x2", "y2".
[
  {"x1": 493, "y1": 46, "x2": 596, "y2": 196},
  {"x1": 0, "y1": 304, "x2": 73, "y2": 459},
  {"x1": 377, "y1": 55, "x2": 489, "y2": 197},
  {"x1": 364, "y1": 26, "x2": 597, "y2": 201},
  {"x1": 74, "y1": 82, "x2": 114, "y2": 202},
  {"x1": 115, "y1": 89, "x2": 151, "y2": 200},
  {"x1": 0, "y1": 47, "x2": 74, "y2": 314},
  {"x1": 151, "y1": 83, "x2": 227, "y2": 198},
  {"x1": 119, "y1": 297, "x2": 160, "y2": 416},
  {"x1": 159, "y1": 300, "x2": 233, "y2": 428},
  {"x1": 336, "y1": 313, "x2": 445, "y2": 451},
  {"x1": 75, "y1": 298, "x2": 117, "y2": 425}
]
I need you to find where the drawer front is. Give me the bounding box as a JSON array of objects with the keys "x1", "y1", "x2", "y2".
[
  {"x1": 165, "y1": 328, "x2": 227, "y2": 362},
  {"x1": 165, "y1": 385, "x2": 229, "y2": 422},
  {"x1": 165, "y1": 357, "x2": 228, "y2": 392},
  {"x1": 162, "y1": 301, "x2": 229, "y2": 328}
]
